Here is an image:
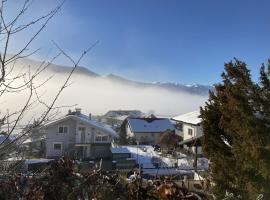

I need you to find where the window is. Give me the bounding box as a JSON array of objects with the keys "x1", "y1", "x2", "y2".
[
  {"x1": 96, "y1": 135, "x2": 102, "y2": 141},
  {"x1": 101, "y1": 136, "x2": 108, "y2": 141},
  {"x1": 95, "y1": 133, "x2": 108, "y2": 142},
  {"x1": 54, "y1": 143, "x2": 62, "y2": 150},
  {"x1": 78, "y1": 127, "x2": 86, "y2": 132},
  {"x1": 78, "y1": 127, "x2": 86, "y2": 135},
  {"x1": 188, "y1": 128, "x2": 193, "y2": 136},
  {"x1": 58, "y1": 126, "x2": 68, "y2": 134}
]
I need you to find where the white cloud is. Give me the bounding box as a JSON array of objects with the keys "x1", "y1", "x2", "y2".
[{"x1": 3, "y1": 57, "x2": 207, "y2": 124}]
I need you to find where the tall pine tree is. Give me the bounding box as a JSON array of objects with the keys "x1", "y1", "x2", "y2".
[{"x1": 201, "y1": 59, "x2": 270, "y2": 199}]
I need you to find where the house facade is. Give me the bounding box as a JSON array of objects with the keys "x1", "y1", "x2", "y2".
[
  {"x1": 172, "y1": 110, "x2": 203, "y2": 154},
  {"x1": 126, "y1": 117, "x2": 175, "y2": 144},
  {"x1": 45, "y1": 109, "x2": 117, "y2": 160}
]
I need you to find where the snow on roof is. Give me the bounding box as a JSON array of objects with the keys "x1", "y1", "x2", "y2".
[
  {"x1": 45, "y1": 113, "x2": 118, "y2": 137},
  {"x1": 172, "y1": 110, "x2": 201, "y2": 125},
  {"x1": 111, "y1": 147, "x2": 130, "y2": 154},
  {"x1": 115, "y1": 115, "x2": 129, "y2": 121},
  {"x1": 127, "y1": 118, "x2": 174, "y2": 133},
  {"x1": 22, "y1": 138, "x2": 32, "y2": 144},
  {"x1": 22, "y1": 136, "x2": 45, "y2": 144}
]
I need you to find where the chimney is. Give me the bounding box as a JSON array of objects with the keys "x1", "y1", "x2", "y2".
[
  {"x1": 89, "y1": 113, "x2": 92, "y2": 120},
  {"x1": 75, "y1": 108, "x2": 81, "y2": 115}
]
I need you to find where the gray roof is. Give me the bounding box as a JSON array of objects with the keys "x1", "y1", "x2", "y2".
[{"x1": 127, "y1": 118, "x2": 174, "y2": 133}]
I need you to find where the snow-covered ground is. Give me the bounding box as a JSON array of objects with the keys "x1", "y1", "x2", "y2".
[
  {"x1": 5, "y1": 157, "x2": 54, "y2": 164},
  {"x1": 24, "y1": 159, "x2": 54, "y2": 164},
  {"x1": 118, "y1": 145, "x2": 208, "y2": 175}
]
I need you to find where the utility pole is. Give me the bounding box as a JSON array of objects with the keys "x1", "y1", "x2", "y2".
[{"x1": 136, "y1": 141, "x2": 139, "y2": 165}]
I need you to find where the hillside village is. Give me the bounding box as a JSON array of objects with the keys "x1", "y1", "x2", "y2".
[
  {"x1": 2, "y1": 0, "x2": 270, "y2": 199},
  {"x1": 0, "y1": 107, "x2": 209, "y2": 193}
]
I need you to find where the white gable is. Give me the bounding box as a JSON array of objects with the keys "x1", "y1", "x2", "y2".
[{"x1": 44, "y1": 114, "x2": 118, "y2": 137}]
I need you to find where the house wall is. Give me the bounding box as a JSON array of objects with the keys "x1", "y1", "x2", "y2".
[
  {"x1": 76, "y1": 143, "x2": 112, "y2": 160},
  {"x1": 181, "y1": 123, "x2": 203, "y2": 154},
  {"x1": 183, "y1": 123, "x2": 202, "y2": 141},
  {"x1": 45, "y1": 118, "x2": 76, "y2": 158},
  {"x1": 92, "y1": 143, "x2": 111, "y2": 159},
  {"x1": 133, "y1": 132, "x2": 162, "y2": 144},
  {"x1": 75, "y1": 122, "x2": 112, "y2": 145},
  {"x1": 75, "y1": 122, "x2": 95, "y2": 144},
  {"x1": 46, "y1": 117, "x2": 114, "y2": 159},
  {"x1": 126, "y1": 124, "x2": 163, "y2": 144}
]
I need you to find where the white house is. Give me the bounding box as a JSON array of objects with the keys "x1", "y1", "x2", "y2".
[
  {"x1": 126, "y1": 117, "x2": 175, "y2": 144},
  {"x1": 172, "y1": 110, "x2": 203, "y2": 154},
  {"x1": 44, "y1": 108, "x2": 118, "y2": 160}
]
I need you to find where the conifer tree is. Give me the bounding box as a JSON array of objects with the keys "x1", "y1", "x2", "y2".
[
  {"x1": 117, "y1": 119, "x2": 128, "y2": 145},
  {"x1": 201, "y1": 59, "x2": 270, "y2": 199}
]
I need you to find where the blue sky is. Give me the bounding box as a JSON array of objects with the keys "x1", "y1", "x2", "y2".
[{"x1": 7, "y1": 0, "x2": 270, "y2": 85}]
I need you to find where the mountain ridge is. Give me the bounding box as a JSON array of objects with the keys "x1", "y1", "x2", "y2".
[{"x1": 13, "y1": 56, "x2": 212, "y2": 96}]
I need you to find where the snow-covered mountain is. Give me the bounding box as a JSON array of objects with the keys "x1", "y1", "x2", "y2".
[
  {"x1": 5, "y1": 57, "x2": 211, "y2": 116},
  {"x1": 105, "y1": 74, "x2": 212, "y2": 96}
]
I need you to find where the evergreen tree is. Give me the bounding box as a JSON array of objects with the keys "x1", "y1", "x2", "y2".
[
  {"x1": 201, "y1": 59, "x2": 270, "y2": 199},
  {"x1": 116, "y1": 119, "x2": 128, "y2": 145}
]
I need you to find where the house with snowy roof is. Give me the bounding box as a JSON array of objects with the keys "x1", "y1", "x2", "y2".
[
  {"x1": 101, "y1": 110, "x2": 144, "y2": 130},
  {"x1": 126, "y1": 117, "x2": 175, "y2": 144},
  {"x1": 172, "y1": 110, "x2": 203, "y2": 154},
  {"x1": 44, "y1": 108, "x2": 118, "y2": 160}
]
